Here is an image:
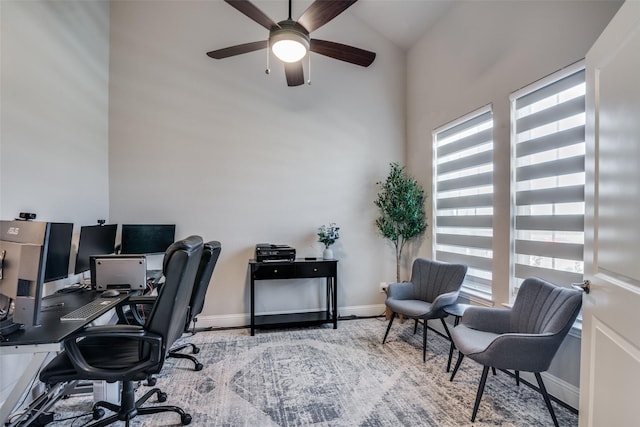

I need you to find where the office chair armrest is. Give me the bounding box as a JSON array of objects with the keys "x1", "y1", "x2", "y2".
[
  {"x1": 431, "y1": 290, "x2": 460, "y2": 312},
  {"x1": 127, "y1": 296, "x2": 157, "y2": 304},
  {"x1": 115, "y1": 296, "x2": 157, "y2": 325},
  {"x1": 461, "y1": 306, "x2": 511, "y2": 334},
  {"x1": 63, "y1": 325, "x2": 163, "y2": 382},
  {"x1": 386, "y1": 282, "x2": 413, "y2": 300}
]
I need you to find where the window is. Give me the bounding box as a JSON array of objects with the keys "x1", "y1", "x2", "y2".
[
  {"x1": 433, "y1": 106, "x2": 494, "y2": 297},
  {"x1": 510, "y1": 62, "x2": 585, "y2": 295}
]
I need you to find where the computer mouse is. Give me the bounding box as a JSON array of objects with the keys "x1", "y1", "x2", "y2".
[{"x1": 102, "y1": 289, "x2": 120, "y2": 298}]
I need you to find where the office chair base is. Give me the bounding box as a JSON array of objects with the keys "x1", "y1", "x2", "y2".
[
  {"x1": 169, "y1": 351, "x2": 204, "y2": 371},
  {"x1": 171, "y1": 342, "x2": 200, "y2": 355},
  {"x1": 89, "y1": 382, "x2": 192, "y2": 426}
]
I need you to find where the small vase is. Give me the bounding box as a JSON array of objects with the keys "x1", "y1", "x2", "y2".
[{"x1": 323, "y1": 247, "x2": 333, "y2": 260}]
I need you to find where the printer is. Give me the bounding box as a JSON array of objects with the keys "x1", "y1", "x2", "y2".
[{"x1": 255, "y1": 244, "x2": 296, "y2": 262}]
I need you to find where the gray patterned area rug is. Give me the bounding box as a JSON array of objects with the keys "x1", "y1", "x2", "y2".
[{"x1": 51, "y1": 318, "x2": 578, "y2": 426}]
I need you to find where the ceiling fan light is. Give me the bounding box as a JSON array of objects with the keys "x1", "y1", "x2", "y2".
[{"x1": 271, "y1": 31, "x2": 309, "y2": 63}]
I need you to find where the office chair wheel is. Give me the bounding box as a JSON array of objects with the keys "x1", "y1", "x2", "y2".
[
  {"x1": 157, "y1": 391, "x2": 168, "y2": 402},
  {"x1": 146, "y1": 376, "x2": 157, "y2": 386},
  {"x1": 193, "y1": 347, "x2": 200, "y2": 355},
  {"x1": 181, "y1": 413, "x2": 192, "y2": 425},
  {"x1": 93, "y1": 407, "x2": 105, "y2": 420},
  {"x1": 194, "y1": 362, "x2": 203, "y2": 371}
]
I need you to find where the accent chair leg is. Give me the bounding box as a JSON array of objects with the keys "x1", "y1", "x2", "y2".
[
  {"x1": 440, "y1": 318, "x2": 454, "y2": 372},
  {"x1": 440, "y1": 318, "x2": 452, "y2": 340},
  {"x1": 422, "y1": 321, "x2": 428, "y2": 362},
  {"x1": 382, "y1": 312, "x2": 396, "y2": 344},
  {"x1": 535, "y1": 372, "x2": 559, "y2": 427},
  {"x1": 516, "y1": 370, "x2": 520, "y2": 386},
  {"x1": 413, "y1": 319, "x2": 418, "y2": 334},
  {"x1": 447, "y1": 344, "x2": 455, "y2": 373},
  {"x1": 450, "y1": 351, "x2": 464, "y2": 381},
  {"x1": 471, "y1": 366, "x2": 490, "y2": 423}
]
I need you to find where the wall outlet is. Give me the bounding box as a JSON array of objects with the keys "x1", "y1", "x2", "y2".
[{"x1": 379, "y1": 282, "x2": 388, "y2": 294}]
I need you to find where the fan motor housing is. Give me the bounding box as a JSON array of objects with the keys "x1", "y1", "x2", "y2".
[{"x1": 270, "y1": 19, "x2": 310, "y2": 51}]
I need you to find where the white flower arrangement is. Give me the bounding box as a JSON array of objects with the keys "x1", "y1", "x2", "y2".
[{"x1": 317, "y1": 223, "x2": 340, "y2": 248}]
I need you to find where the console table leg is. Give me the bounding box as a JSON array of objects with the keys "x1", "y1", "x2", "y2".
[
  {"x1": 333, "y1": 276, "x2": 338, "y2": 329},
  {"x1": 250, "y1": 277, "x2": 255, "y2": 336}
]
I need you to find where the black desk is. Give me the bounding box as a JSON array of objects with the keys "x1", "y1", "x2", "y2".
[
  {"x1": 249, "y1": 259, "x2": 338, "y2": 336},
  {"x1": 0, "y1": 290, "x2": 127, "y2": 425},
  {"x1": 1, "y1": 290, "x2": 126, "y2": 346}
]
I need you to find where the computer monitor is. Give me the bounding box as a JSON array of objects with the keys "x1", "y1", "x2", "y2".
[
  {"x1": 74, "y1": 224, "x2": 117, "y2": 274},
  {"x1": 43, "y1": 222, "x2": 73, "y2": 282},
  {"x1": 0, "y1": 220, "x2": 49, "y2": 330},
  {"x1": 120, "y1": 224, "x2": 176, "y2": 254}
]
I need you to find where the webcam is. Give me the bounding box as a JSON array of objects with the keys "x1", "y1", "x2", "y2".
[{"x1": 18, "y1": 212, "x2": 37, "y2": 221}]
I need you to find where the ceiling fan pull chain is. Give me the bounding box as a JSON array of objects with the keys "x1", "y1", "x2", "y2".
[
  {"x1": 307, "y1": 54, "x2": 312, "y2": 85},
  {"x1": 265, "y1": 38, "x2": 271, "y2": 75}
]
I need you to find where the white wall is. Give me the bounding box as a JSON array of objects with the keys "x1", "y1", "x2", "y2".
[
  {"x1": 108, "y1": 0, "x2": 406, "y2": 324},
  {"x1": 406, "y1": 0, "x2": 622, "y2": 405},
  {"x1": 0, "y1": 0, "x2": 110, "y2": 410},
  {"x1": 0, "y1": 0, "x2": 110, "y2": 227}
]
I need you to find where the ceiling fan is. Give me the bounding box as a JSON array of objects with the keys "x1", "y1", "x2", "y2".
[{"x1": 206, "y1": 0, "x2": 376, "y2": 87}]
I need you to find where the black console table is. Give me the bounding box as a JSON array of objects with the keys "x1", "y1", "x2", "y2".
[{"x1": 249, "y1": 258, "x2": 338, "y2": 336}]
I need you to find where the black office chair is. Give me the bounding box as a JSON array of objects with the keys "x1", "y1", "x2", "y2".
[
  {"x1": 40, "y1": 236, "x2": 204, "y2": 427},
  {"x1": 117, "y1": 241, "x2": 221, "y2": 372},
  {"x1": 168, "y1": 240, "x2": 221, "y2": 370}
]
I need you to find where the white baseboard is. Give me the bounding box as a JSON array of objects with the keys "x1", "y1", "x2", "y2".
[
  {"x1": 195, "y1": 312, "x2": 250, "y2": 329},
  {"x1": 194, "y1": 304, "x2": 387, "y2": 330},
  {"x1": 519, "y1": 371, "x2": 580, "y2": 410},
  {"x1": 338, "y1": 304, "x2": 387, "y2": 318}
]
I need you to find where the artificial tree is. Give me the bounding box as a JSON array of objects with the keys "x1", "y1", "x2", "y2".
[{"x1": 374, "y1": 162, "x2": 427, "y2": 282}]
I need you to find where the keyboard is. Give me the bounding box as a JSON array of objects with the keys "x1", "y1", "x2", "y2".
[{"x1": 60, "y1": 296, "x2": 124, "y2": 322}]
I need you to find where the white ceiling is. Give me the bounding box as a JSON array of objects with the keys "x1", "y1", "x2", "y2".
[
  {"x1": 350, "y1": 0, "x2": 455, "y2": 50},
  {"x1": 226, "y1": 0, "x2": 455, "y2": 51}
]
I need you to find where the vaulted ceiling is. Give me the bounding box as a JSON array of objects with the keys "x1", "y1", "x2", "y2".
[
  {"x1": 229, "y1": 0, "x2": 455, "y2": 51},
  {"x1": 350, "y1": 0, "x2": 454, "y2": 50}
]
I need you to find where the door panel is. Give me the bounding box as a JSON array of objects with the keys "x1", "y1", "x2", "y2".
[
  {"x1": 590, "y1": 319, "x2": 640, "y2": 426},
  {"x1": 580, "y1": 2, "x2": 640, "y2": 426},
  {"x1": 596, "y1": 19, "x2": 640, "y2": 282}
]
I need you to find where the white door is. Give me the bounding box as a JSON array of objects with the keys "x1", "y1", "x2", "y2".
[{"x1": 579, "y1": 2, "x2": 640, "y2": 426}]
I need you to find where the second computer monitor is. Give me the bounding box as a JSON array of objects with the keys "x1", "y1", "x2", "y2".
[
  {"x1": 120, "y1": 224, "x2": 176, "y2": 254},
  {"x1": 44, "y1": 222, "x2": 74, "y2": 283},
  {"x1": 74, "y1": 224, "x2": 118, "y2": 274}
]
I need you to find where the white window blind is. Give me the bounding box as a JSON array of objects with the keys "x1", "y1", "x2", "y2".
[
  {"x1": 511, "y1": 64, "x2": 585, "y2": 292},
  {"x1": 433, "y1": 106, "x2": 494, "y2": 296}
]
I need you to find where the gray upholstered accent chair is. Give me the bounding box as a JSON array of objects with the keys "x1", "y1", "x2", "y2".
[
  {"x1": 382, "y1": 258, "x2": 467, "y2": 362},
  {"x1": 449, "y1": 277, "x2": 582, "y2": 427}
]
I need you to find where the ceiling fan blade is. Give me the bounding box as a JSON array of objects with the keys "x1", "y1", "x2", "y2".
[
  {"x1": 207, "y1": 40, "x2": 268, "y2": 59},
  {"x1": 297, "y1": 0, "x2": 358, "y2": 33},
  {"x1": 224, "y1": 0, "x2": 279, "y2": 30},
  {"x1": 284, "y1": 62, "x2": 304, "y2": 86},
  {"x1": 310, "y1": 39, "x2": 376, "y2": 67}
]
